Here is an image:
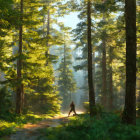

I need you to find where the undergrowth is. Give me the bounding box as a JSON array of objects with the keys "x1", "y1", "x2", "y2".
[
  {"x1": 0, "y1": 113, "x2": 52, "y2": 137},
  {"x1": 38, "y1": 113, "x2": 140, "y2": 140}
]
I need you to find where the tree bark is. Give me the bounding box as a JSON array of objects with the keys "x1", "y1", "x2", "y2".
[
  {"x1": 108, "y1": 47, "x2": 113, "y2": 111},
  {"x1": 46, "y1": 10, "x2": 50, "y2": 48},
  {"x1": 87, "y1": 0, "x2": 95, "y2": 117},
  {"x1": 122, "y1": 0, "x2": 136, "y2": 125},
  {"x1": 102, "y1": 36, "x2": 107, "y2": 107},
  {"x1": 46, "y1": 10, "x2": 50, "y2": 64},
  {"x1": 64, "y1": 43, "x2": 66, "y2": 73},
  {"x1": 63, "y1": 43, "x2": 67, "y2": 109},
  {"x1": 101, "y1": 0, "x2": 107, "y2": 108},
  {"x1": 16, "y1": 0, "x2": 23, "y2": 114},
  {"x1": 92, "y1": 49, "x2": 95, "y2": 90}
]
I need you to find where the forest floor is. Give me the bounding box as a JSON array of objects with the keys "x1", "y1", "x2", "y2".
[
  {"x1": 1, "y1": 112, "x2": 140, "y2": 140},
  {"x1": 1, "y1": 113, "x2": 71, "y2": 140},
  {"x1": 11, "y1": 117, "x2": 68, "y2": 140}
]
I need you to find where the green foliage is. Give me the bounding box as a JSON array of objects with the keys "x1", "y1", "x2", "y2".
[
  {"x1": 0, "y1": 0, "x2": 67, "y2": 115},
  {"x1": 0, "y1": 86, "x2": 12, "y2": 118},
  {"x1": 57, "y1": 31, "x2": 77, "y2": 111},
  {"x1": 72, "y1": 0, "x2": 126, "y2": 109},
  {"x1": 0, "y1": 0, "x2": 16, "y2": 29},
  {"x1": 83, "y1": 102, "x2": 103, "y2": 115},
  {"x1": 39, "y1": 113, "x2": 140, "y2": 140},
  {"x1": 0, "y1": 121, "x2": 17, "y2": 137},
  {"x1": 0, "y1": 113, "x2": 52, "y2": 137}
]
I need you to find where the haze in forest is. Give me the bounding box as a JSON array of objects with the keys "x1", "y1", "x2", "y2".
[{"x1": 0, "y1": 0, "x2": 140, "y2": 139}]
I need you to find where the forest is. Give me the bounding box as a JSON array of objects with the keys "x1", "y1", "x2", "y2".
[{"x1": 0, "y1": 0, "x2": 140, "y2": 139}]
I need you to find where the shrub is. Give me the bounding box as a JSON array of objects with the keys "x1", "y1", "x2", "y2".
[
  {"x1": 83, "y1": 102, "x2": 103, "y2": 115},
  {"x1": 0, "y1": 121, "x2": 17, "y2": 137},
  {"x1": 39, "y1": 113, "x2": 140, "y2": 140},
  {"x1": 0, "y1": 86, "x2": 12, "y2": 118}
]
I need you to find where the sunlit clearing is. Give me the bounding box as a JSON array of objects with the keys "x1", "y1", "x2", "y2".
[{"x1": 61, "y1": 110, "x2": 85, "y2": 117}]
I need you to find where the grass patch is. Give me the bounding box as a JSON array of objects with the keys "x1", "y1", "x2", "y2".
[
  {"x1": 0, "y1": 113, "x2": 53, "y2": 137},
  {"x1": 38, "y1": 113, "x2": 140, "y2": 140},
  {"x1": 0, "y1": 121, "x2": 17, "y2": 137}
]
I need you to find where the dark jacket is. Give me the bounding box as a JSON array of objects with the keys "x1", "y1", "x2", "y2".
[{"x1": 70, "y1": 102, "x2": 75, "y2": 109}]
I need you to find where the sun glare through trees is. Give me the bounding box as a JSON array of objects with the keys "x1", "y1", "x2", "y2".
[{"x1": 0, "y1": 0, "x2": 140, "y2": 139}]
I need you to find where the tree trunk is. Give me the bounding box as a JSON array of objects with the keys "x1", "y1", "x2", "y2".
[
  {"x1": 46, "y1": 10, "x2": 50, "y2": 48},
  {"x1": 101, "y1": 0, "x2": 107, "y2": 108},
  {"x1": 102, "y1": 36, "x2": 107, "y2": 107},
  {"x1": 137, "y1": 78, "x2": 140, "y2": 116},
  {"x1": 87, "y1": 0, "x2": 95, "y2": 117},
  {"x1": 63, "y1": 43, "x2": 67, "y2": 109},
  {"x1": 16, "y1": 0, "x2": 23, "y2": 114},
  {"x1": 122, "y1": 0, "x2": 136, "y2": 125},
  {"x1": 92, "y1": 49, "x2": 95, "y2": 90},
  {"x1": 108, "y1": 47, "x2": 113, "y2": 111},
  {"x1": 46, "y1": 10, "x2": 50, "y2": 64}
]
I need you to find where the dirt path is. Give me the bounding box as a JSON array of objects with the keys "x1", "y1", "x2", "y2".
[{"x1": 9, "y1": 116, "x2": 69, "y2": 140}]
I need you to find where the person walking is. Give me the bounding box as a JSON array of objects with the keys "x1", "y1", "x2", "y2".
[{"x1": 68, "y1": 101, "x2": 77, "y2": 116}]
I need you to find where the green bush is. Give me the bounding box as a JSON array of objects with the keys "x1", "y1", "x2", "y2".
[
  {"x1": 0, "y1": 86, "x2": 12, "y2": 118},
  {"x1": 0, "y1": 121, "x2": 17, "y2": 137},
  {"x1": 0, "y1": 113, "x2": 51, "y2": 137},
  {"x1": 83, "y1": 102, "x2": 103, "y2": 115},
  {"x1": 39, "y1": 113, "x2": 140, "y2": 140}
]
